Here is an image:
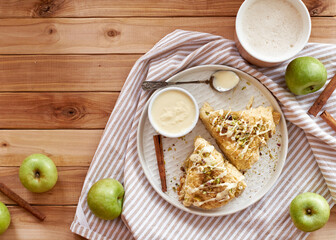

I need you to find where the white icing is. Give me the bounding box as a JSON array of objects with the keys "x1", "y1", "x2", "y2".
[
  {"x1": 183, "y1": 139, "x2": 245, "y2": 207},
  {"x1": 209, "y1": 110, "x2": 274, "y2": 157}
]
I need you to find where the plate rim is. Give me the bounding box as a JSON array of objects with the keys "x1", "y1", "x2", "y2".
[{"x1": 137, "y1": 64, "x2": 288, "y2": 217}]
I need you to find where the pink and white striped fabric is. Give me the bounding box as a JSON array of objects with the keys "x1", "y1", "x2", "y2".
[{"x1": 70, "y1": 30, "x2": 336, "y2": 240}]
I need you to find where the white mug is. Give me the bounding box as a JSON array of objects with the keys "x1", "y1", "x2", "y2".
[{"x1": 235, "y1": 0, "x2": 311, "y2": 67}]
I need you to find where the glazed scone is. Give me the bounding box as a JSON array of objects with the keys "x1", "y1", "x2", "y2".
[
  {"x1": 200, "y1": 102, "x2": 280, "y2": 171},
  {"x1": 178, "y1": 137, "x2": 246, "y2": 209}
]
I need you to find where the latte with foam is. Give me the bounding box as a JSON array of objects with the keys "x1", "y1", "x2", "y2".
[{"x1": 238, "y1": 0, "x2": 305, "y2": 62}]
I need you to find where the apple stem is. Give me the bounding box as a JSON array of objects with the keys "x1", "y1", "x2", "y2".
[
  {"x1": 35, "y1": 171, "x2": 40, "y2": 178},
  {"x1": 306, "y1": 209, "x2": 312, "y2": 215}
]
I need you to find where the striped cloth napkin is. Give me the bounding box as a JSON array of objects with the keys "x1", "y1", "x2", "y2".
[{"x1": 70, "y1": 30, "x2": 336, "y2": 240}]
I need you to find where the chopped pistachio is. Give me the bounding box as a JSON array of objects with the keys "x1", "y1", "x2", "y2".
[{"x1": 203, "y1": 152, "x2": 210, "y2": 158}]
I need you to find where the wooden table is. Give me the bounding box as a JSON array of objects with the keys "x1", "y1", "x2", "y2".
[{"x1": 0, "y1": 1, "x2": 335, "y2": 239}]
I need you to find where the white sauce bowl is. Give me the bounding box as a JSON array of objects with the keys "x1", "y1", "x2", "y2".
[{"x1": 148, "y1": 87, "x2": 199, "y2": 138}]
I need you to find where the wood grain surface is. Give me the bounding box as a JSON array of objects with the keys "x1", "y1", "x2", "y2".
[
  {"x1": 0, "y1": 0, "x2": 334, "y2": 17},
  {"x1": 0, "y1": 55, "x2": 138, "y2": 92},
  {"x1": 0, "y1": 17, "x2": 334, "y2": 54},
  {"x1": 0, "y1": 92, "x2": 117, "y2": 129},
  {"x1": 0, "y1": 130, "x2": 101, "y2": 166},
  {"x1": 0, "y1": 0, "x2": 335, "y2": 239},
  {"x1": 1, "y1": 206, "x2": 84, "y2": 240}
]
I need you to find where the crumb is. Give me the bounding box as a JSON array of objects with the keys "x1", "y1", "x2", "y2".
[{"x1": 232, "y1": 87, "x2": 237, "y2": 94}]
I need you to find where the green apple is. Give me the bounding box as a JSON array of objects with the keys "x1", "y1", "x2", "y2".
[
  {"x1": 285, "y1": 57, "x2": 327, "y2": 95},
  {"x1": 87, "y1": 179, "x2": 124, "y2": 220},
  {"x1": 19, "y1": 154, "x2": 58, "y2": 193},
  {"x1": 290, "y1": 192, "x2": 330, "y2": 232},
  {"x1": 0, "y1": 202, "x2": 10, "y2": 235}
]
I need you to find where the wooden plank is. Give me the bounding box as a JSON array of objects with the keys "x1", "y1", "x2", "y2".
[
  {"x1": 0, "y1": 1, "x2": 243, "y2": 18},
  {"x1": 308, "y1": 205, "x2": 336, "y2": 240},
  {"x1": 303, "y1": 0, "x2": 336, "y2": 16},
  {"x1": 1, "y1": 206, "x2": 84, "y2": 240},
  {"x1": 0, "y1": 17, "x2": 234, "y2": 54},
  {"x1": 0, "y1": 130, "x2": 102, "y2": 166},
  {"x1": 0, "y1": 17, "x2": 334, "y2": 54},
  {"x1": 0, "y1": 92, "x2": 117, "y2": 129},
  {"x1": 0, "y1": 0, "x2": 334, "y2": 17},
  {"x1": 0, "y1": 167, "x2": 87, "y2": 205},
  {"x1": 310, "y1": 17, "x2": 336, "y2": 44},
  {"x1": 0, "y1": 55, "x2": 139, "y2": 92}
]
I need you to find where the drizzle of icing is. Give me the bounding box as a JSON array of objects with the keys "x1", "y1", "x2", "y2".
[
  {"x1": 209, "y1": 110, "x2": 273, "y2": 157},
  {"x1": 183, "y1": 139, "x2": 245, "y2": 207}
]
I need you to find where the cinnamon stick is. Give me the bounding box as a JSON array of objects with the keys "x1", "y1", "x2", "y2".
[
  {"x1": 0, "y1": 183, "x2": 46, "y2": 221},
  {"x1": 320, "y1": 110, "x2": 336, "y2": 132},
  {"x1": 153, "y1": 135, "x2": 167, "y2": 192},
  {"x1": 308, "y1": 74, "x2": 336, "y2": 117}
]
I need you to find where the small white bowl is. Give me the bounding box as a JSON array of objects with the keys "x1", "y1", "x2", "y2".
[
  {"x1": 235, "y1": 0, "x2": 311, "y2": 67},
  {"x1": 148, "y1": 87, "x2": 199, "y2": 138}
]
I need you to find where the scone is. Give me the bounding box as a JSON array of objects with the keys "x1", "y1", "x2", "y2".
[
  {"x1": 178, "y1": 137, "x2": 246, "y2": 209},
  {"x1": 200, "y1": 102, "x2": 280, "y2": 171}
]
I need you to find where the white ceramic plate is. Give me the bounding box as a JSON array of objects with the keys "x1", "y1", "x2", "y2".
[{"x1": 137, "y1": 65, "x2": 288, "y2": 217}]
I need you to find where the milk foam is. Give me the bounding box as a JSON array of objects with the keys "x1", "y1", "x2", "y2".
[{"x1": 240, "y1": 0, "x2": 304, "y2": 60}]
